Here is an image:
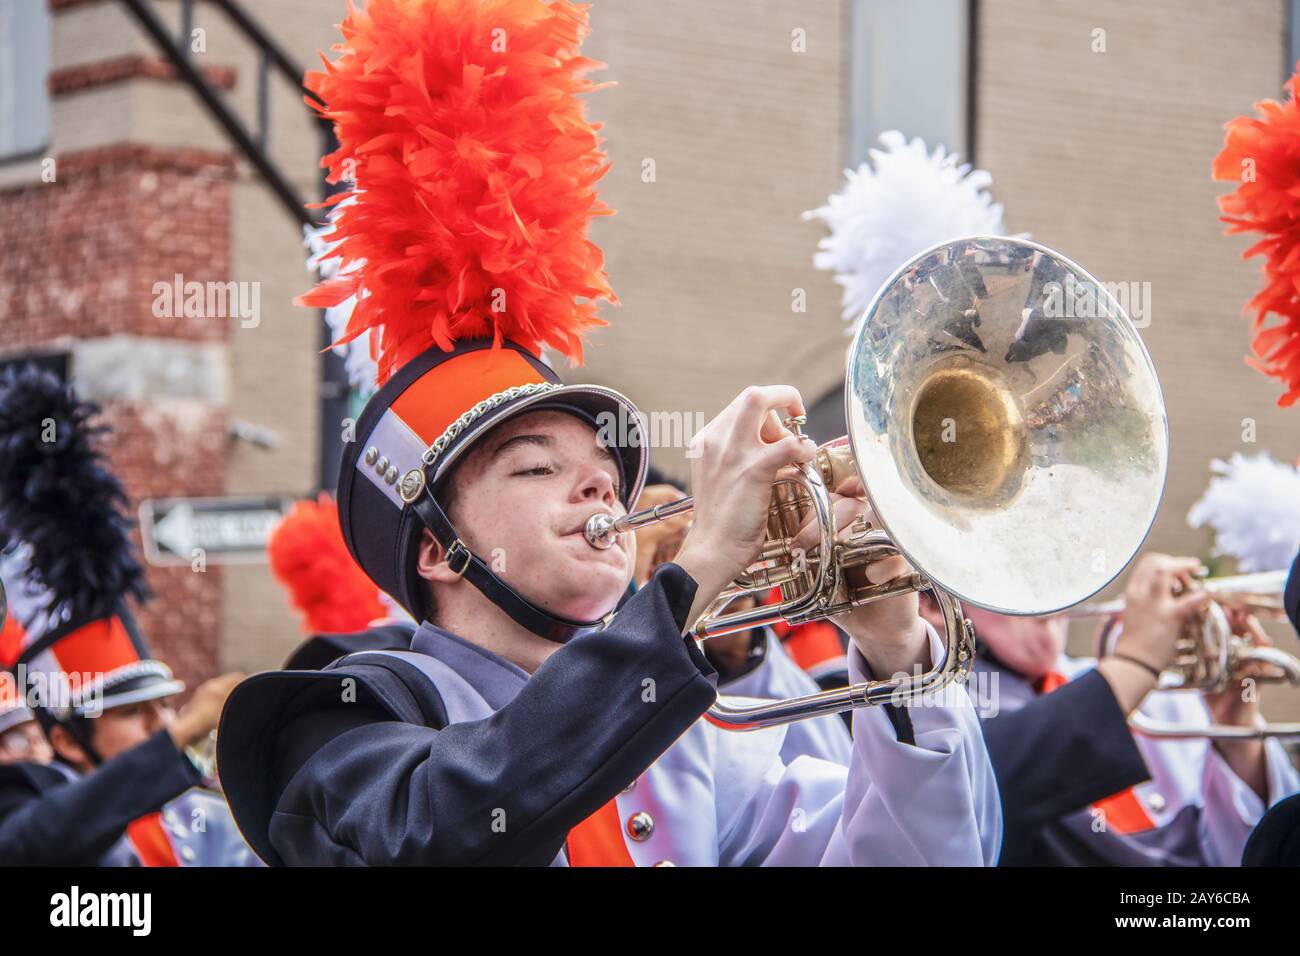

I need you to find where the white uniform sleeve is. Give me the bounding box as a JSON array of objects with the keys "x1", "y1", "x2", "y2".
[
  {"x1": 719, "y1": 623, "x2": 1002, "y2": 866},
  {"x1": 719, "y1": 630, "x2": 854, "y2": 767},
  {"x1": 1198, "y1": 731, "x2": 1300, "y2": 866}
]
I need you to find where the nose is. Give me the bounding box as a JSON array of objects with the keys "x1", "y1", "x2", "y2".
[
  {"x1": 143, "y1": 699, "x2": 172, "y2": 734},
  {"x1": 576, "y1": 463, "x2": 617, "y2": 508}
]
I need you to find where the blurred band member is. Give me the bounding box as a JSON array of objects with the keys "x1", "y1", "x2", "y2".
[
  {"x1": 1, "y1": 612, "x2": 51, "y2": 768},
  {"x1": 0, "y1": 367, "x2": 257, "y2": 866},
  {"x1": 923, "y1": 554, "x2": 1300, "y2": 866}
]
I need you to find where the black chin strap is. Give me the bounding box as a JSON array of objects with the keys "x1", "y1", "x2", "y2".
[
  {"x1": 411, "y1": 491, "x2": 603, "y2": 644},
  {"x1": 68, "y1": 716, "x2": 103, "y2": 767}
]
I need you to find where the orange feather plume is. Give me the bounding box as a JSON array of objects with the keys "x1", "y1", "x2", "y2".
[
  {"x1": 295, "y1": 0, "x2": 617, "y2": 385},
  {"x1": 1213, "y1": 61, "x2": 1300, "y2": 408},
  {"x1": 267, "y1": 496, "x2": 386, "y2": 634}
]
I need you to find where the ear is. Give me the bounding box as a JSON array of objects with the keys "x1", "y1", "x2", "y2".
[
  {"x1": 416, "y1": 528, "x2": 465, "y2": 586},
  {"x1": 48, "y1": 723, "x2": 89, "y2": 769}
]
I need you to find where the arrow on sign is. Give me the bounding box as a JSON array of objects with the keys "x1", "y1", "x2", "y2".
[{"x1": 139, "y1": 496, "x2": 295, "y2": 565}]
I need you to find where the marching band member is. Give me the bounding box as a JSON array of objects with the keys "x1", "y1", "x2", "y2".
[
  {"x1": 0, "y1": 613, "x2": 50, "y2": 768},
  {"x1": 216, "y1": 0, "x2": 1000, "y2": 867},
  {"x1": 0, "y1": 367, "x2": 258, "y2": 866},
  {"x1": 716, "y1": 611, "x2": 854, "y2": 768},
  {"x1": 921, "y1": 554, "x2": 1300, "y2": 866}
]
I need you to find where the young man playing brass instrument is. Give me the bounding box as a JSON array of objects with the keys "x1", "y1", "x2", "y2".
[{"x1": 217, "y1": 0, "x2": 1000, "y2": 867}]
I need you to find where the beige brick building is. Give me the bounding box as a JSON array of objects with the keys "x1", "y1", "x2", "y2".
[{"x1": 2, "y1": 1, "x2": 1297, "y2": 728}]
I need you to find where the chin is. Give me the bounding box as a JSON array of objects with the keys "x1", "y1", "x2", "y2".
[{"x1": 552, "y1": 571, "x2": 629, "y2": 622}]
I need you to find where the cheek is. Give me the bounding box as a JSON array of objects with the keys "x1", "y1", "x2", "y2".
[
  {"x1": 90, "y1": 719, "x2": 121, "y2": 754},
  {"x1": 101, "y1": 713, "x2": 146, "y2": 748},
  {"x1": 456, "y1": 484, "x2": 552, "y2": 561}
]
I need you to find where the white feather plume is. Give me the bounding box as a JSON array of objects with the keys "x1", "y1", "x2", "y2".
[
  {"x1": 1187, "y1": 452, "x2": 1300, "y2": 572},
  {"x1": 303, "y1": 196, "x2": 378, "y2": 399},
  {"x1": 1, "y1": 543, "x2": 49, "y2": 632},
  {"x1": 804, "y1": 130, "x2": 1011, "y2": 330}
]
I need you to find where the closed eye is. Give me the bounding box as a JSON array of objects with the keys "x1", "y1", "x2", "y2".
[{"x1": 513, "y1": 463, "x2": 555, "y2": 477}]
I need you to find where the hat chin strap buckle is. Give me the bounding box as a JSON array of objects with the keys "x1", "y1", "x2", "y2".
[
  {"x1": 444, "y1": 539, "x2": 472, "y2": 579},
  {"x1": 409, "y1": 487, "x2": 598, "y2": 643}
]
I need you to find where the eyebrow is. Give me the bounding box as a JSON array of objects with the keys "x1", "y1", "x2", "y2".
[
  {"x1": 491, "y1": 433, "x2": 552, "y2": 458},
  {"x1": 492, "y1": 432, "x2": 618, "y2": 466}
]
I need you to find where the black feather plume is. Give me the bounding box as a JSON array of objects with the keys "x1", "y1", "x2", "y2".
[{"x1": 0, "y1": 366, "x2": 148, "y2": 628}]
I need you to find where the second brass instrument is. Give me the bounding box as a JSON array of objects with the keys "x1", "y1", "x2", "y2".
[{"x1": 1074, "y1": 570, "x2": 1300, "y2": 739}]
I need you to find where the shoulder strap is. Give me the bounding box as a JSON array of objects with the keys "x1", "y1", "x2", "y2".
[{"x1": 345, "y1": 650, "x2": 496, "y2": 726}]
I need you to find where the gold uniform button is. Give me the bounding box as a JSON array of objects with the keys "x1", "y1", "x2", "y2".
[
  {"x1": 653, "y1": 860, "x2": 675, "y2": 867},
  {"x1": 626, "y1": 812, "x2": 654, "y2": 841},
  {"x1": 1146, "y1": 792, "x2": 1166, "y2": 812}
]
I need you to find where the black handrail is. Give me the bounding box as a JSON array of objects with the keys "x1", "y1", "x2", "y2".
[
  {"x1": 208, "y1": 0, "x2": 325, "y2": 108},
  {"x1": 119, "y1": 0, "x2": 329, "y2": 227}
]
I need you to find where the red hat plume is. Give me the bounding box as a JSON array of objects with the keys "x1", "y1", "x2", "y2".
[
  {"x1": 295, "y1": 0, "x2": 617, "y2": 386},
  {"x1": 1213, "y1": 61, "x2": 1300, "y2": 407},
  {"x1": 268, "y1": 495, "x2": 386, "y2": 634}
]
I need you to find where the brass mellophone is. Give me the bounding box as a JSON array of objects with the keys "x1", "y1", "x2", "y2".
[
  {"x1": 586, "y1": 237, "x2": 1171, "y2": 730},
  {"x1": 1072, "y1": 570, "x2": 1300, "y2": 739}
]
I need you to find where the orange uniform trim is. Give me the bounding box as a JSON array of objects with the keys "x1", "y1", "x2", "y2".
[
  {"x1": 565, "y1": 797, "x2": 635, "y2": 867},
  {"x1": 126, "y1": 812, "x2": 180, "y2": 867},
  {"x1": 49, "y1": 617, "x2": 140, "y2": 676},
  {"x1": 780, "y1": 620, "x2": 845, "y2": 673},
  {"x1": 766, "y1": 587, "x2": 844, "y2": 673},
  {"x1": 1037, "y1": 670, "x2": 1070, "y2": 694},
  {"x1": 1092, "y1": 786, "x2": 1158, "y2": 835},
  {"x1": 390, "y1": 349, "x2": 547, "y2": 445}
]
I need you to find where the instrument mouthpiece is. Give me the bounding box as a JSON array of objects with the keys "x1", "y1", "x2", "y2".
[{"x1": 583, "y1": 512, "x2": 619, "y2": 549}]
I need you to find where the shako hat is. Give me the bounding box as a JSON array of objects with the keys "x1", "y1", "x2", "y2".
[
  {"x1": 298, "y1": 0, "x2": 647, "y2": 641},
  {"x1": 0, "y1": 368, "x2": 183, "y2": 732}
]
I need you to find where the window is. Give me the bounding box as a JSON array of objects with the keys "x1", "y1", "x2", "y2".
[
  {"x1": 0, "y1": 0, "x2": 52, "y2": 161},
  {"x1": 1289, "y1": 0, "x2": 1300, "y2": 80},
  {"x1": 847, "y1": 0, "x2": 972, "y2": 166}
]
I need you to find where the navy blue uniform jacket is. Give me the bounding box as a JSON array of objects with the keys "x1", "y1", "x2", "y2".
[
  {"x1": 979, "y1": 656, "x2": 1150, "y2": 865},
  {"x1": 0, "y1": 729, "x2": 200, "y2": 865},
  {"x1": 217, "y1": 564, "x2": 718, "y2": 866}
]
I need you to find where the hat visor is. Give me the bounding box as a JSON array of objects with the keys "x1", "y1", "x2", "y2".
[
  {"x1": 0, "y1": 706, "x2": 35, "y2": 735},
  {"x1": 75, "y1": 677, "x2": 185, "y2": 717}
]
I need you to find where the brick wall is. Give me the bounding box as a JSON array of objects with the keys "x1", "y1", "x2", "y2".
[
  {"x1": 100, "y1": 402, "x2": 227, "y2": 687},
  {"x1": 0, "y1": 143, "x2": 233, "y2": 691},
  {"x1": 0, "y1": 145, "x2": 233, "y2": 348}
]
